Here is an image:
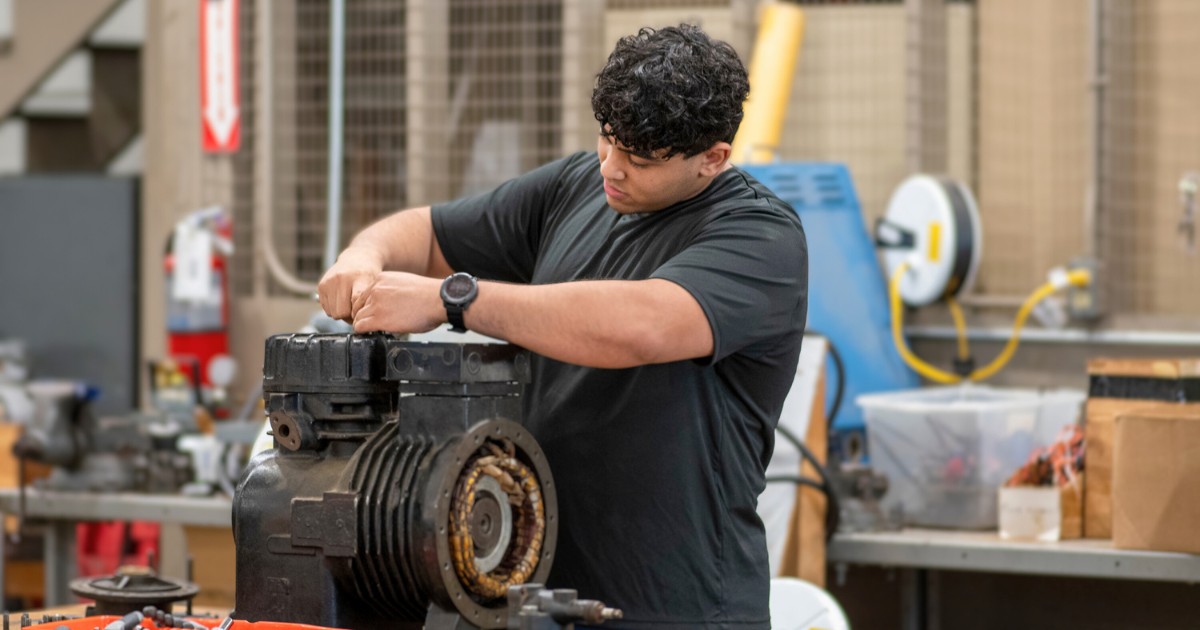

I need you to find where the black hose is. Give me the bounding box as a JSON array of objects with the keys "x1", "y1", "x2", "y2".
[
  {"x1": 825, "y1": 337, "x2": 845, "y2": 428},
  {"x1": 765, "y1": 474, "x2": 839, "y2": 544},
  {"x1": 772, "y1": 424, "x2": 841, "y2": 542},
  {"x1": 764, "y1": 331, "x2": 847, "y2": 543},
  {"x1": 765, "y1": 475, "x2": 827, "y2": 493},
  {"x1": 805, "y1": 330, "x2": 845, "y2": 429}
]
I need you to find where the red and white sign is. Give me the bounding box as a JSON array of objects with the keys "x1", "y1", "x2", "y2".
[{"x1": 200, "y1": 0, "x2": 241, "y2": 152}]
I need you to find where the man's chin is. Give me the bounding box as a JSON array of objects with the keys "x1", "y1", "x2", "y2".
[{"x1": 606, "y1": 195, "x2": 639, "y2": 213}]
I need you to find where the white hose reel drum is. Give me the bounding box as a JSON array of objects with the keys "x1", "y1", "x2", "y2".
[{"x1": 875, "y1": 175, "x2": 983, "y2": 307}]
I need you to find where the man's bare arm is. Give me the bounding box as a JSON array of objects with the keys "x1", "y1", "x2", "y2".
[
  {"x1": 344, "y1": 206, "x2": 452, "y2": 276},
  {"x1": 351, "y1": 273, "x2": 715, "y2": 368},
  {"x1": 472, "y1": 278, "x2": 715, "y2": 367},
  {"x1": 318, "y1": 207, "x2": 453, "y2": 321}
]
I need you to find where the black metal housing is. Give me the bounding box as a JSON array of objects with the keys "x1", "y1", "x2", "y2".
[
  {"x1": 233, "y1": 333, "x2": 555, "y2": 630},
  {"x1": 69, "y1": 570, "x2": 199, "y2": 616}
]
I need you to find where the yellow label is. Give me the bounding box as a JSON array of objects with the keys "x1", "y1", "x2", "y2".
[{"x1": 927, "y1": 222, "x2": 942, "y2": 262}]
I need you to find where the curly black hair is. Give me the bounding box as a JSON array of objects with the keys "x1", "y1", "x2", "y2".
[{"x1": 592, "y1": 24, "x2": 750, "y2": 159}]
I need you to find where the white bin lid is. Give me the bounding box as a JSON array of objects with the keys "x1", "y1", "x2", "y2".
[{"x1": 857, "y1": 383, "x2": 1084, "y2": 413}]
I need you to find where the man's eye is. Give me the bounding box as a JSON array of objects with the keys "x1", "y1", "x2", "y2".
[{"x1": 629, "y1": 160, "x2": 649, "y2": 169}]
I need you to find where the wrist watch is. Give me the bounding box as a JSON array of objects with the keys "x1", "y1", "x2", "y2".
[{"x1": 440, "y1": 272, "x2": 479, "y2": 332}]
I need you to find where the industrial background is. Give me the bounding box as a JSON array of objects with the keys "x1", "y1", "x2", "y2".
[
  {"x1": 1, "y1": 0, "x2": 1200, "y2": 628},
  {"x1": 132, "y1": 0, "x2": 1200, "y2": 406}
]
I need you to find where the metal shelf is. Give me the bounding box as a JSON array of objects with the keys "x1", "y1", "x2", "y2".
[
  {"x1": 0, "y1": 489, "x2": 231, "y2": 528},
  {"x1": 829, "y1": 528, "x2": 1200, "y2": 583},
  {"x1": 0, "y1": 488, "x2": 233, "y2": 607},
  {"x1": 905, "y1": 325, "x2": 1200, "y2": 347}
]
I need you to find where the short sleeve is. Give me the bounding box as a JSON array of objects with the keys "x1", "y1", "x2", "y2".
[
  {"x1": 431, "y1": 153, "x2": 585, "y2": 283},
  {"x1": 651, "y1": 204, "x2": 808, "y2": 364}
]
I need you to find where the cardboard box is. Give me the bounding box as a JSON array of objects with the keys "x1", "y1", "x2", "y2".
[
  {"x1": 1112, "y1": 404, "x2": 1200, "y2": 553},
  {"x1": 1060, "y1": 476, "x2": 1083, "y2": 540},
  {"x1": 1084, "y1": 398, "x2": 1165, "y2": 538},
  {"x1": 1083, "y1": 358, "x2": 1200, "y2": 539},
  {"x1": 1087, "y1": 357, "x2": 1200, "y2": 394},
  {"x1": 184, "y1": 525, "x2": 237, "y2": 609}
]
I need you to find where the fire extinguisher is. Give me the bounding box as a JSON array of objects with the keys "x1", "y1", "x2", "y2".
[{"x1": 163, "y1": 206, "x2": 235, "y2": 417}]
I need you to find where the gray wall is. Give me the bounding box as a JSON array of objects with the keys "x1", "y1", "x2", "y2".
[{"x1": 0, "y1": 176, "x2": 138, "y2": 414}]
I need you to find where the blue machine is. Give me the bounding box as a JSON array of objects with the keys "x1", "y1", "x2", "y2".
[{"x1": 742, "y1": 163, "x2": 919, "y2": 461}]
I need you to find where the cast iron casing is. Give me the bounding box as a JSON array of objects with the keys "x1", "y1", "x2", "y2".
[{"x1": 233, "y1": 333, "x2": 556, "y2": 630}]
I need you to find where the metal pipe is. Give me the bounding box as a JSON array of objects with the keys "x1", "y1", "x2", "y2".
[
  {"x1": 730, "y1": 2, "x2": 806, "y2": 164},
  {"x1": 906, "y1": 325, "x2": 1200, "y2": 347},
  {"x1": 954, "y1": 294, "x2": 1029, "y2": 309},
  {"x1": 324, "y1": 0, "x2": 345, "y2": 271},
  {"x1": 905, "y1": 0, "x2": 948, "y2": 174},
  {"x1": 1084, "y1": 0, "x2": 1107, "y2": 260},
  {"x1": 255, "y1": 0, "x2": 317, "y2": 295}
]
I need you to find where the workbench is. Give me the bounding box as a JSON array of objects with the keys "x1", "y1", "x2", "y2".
[
  {"x1": 827, "y1": 528, "x2": 1200, "y2": 629},
  {"x1": 829, "y1": 528, "x2": 1200, "y2": 582},
  {"x1": 0, "y1": 488, "x2": 231, "y2": 607},
  {"x1": 7, "y1": 488, "x2": 1200, "y2": 619}
]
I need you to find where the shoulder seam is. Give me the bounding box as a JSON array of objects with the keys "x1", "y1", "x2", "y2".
[{"x1": 729, "y1": 167, "x2": 798, "y2": 220}]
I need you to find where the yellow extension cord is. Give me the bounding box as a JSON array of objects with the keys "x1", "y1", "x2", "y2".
[
  {"x1": 946, "y1": 296, "x2": 970, "y2": 362},
  {"x1": 889, "y1": 262, "x2": 1093, "y2": 384}
]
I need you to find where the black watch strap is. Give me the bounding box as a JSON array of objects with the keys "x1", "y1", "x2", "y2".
[{"x1": 446, "y1": 304, "x2": 467, "y2": 332}]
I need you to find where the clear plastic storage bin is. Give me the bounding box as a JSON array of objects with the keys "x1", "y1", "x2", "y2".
[{"x1": 858, "y1": 385, "x2": 1085, "y2": 529}]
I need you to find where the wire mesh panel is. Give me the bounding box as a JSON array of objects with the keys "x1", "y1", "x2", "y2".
[
  {"x1": 229, "y1": 0, "x2": 257, "y2": 297},
  {"x1": 250, "y1": 0, "x2": 568, "y2": 287},
  {"x1": 603, "y1": 0, "x2": 740, "y2": 49},
  {"x1": 262, "y1": 0, "x2": 411, "y2": 284},
  {"x1": 205, "y1": 0, "x2": 1198, "y2": 327},
  {"x1": 1102, "y1": 0, "x2": 1200, "y2": 321},
  {"x1": 776, "y1": 2, "x2": 908, "y2": 224},
  {"x1": 976, "y1": 0, "x2": 1088, "y2": 297},
  {"x1": 442, "y1": 0, "x2": 565, "y2": 198}
]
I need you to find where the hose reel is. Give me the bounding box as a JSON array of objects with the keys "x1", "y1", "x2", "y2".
[
  {"x1": 876, "y1": 174, "x2": 983, "y2": 307},
  {"x1": 876, "y1": 175, "x2": 1092, "y2": 383}
]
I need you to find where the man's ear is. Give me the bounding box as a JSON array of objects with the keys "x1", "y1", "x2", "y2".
[{"x1": 698, "y1": 142, "x2": 732, "y2": 177}]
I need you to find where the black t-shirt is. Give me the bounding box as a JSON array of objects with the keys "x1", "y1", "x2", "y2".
[{"x1": 431, "y1": 151, "x2": 808, "y2": 629}]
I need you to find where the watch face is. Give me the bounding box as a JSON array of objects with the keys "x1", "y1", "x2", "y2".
[{"x1": 443, "y1": 273, "x2": 477, "y2": 303}]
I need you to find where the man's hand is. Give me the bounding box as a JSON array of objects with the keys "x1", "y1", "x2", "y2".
[
  {"x1": 352, "y1": 272, "x2": 445, "y2": 334},
  {"x1": 318, "y1": 248, "x2": 385, "y2": 321}
]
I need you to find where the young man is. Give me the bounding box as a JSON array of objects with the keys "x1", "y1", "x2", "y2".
[{"x1": 318, "y1": 25, "x2": 808, "y2": 629}]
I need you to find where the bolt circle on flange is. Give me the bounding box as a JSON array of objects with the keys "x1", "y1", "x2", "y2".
[{"x1": 431, "y1": 419, "x2": 557, "y2": 627}]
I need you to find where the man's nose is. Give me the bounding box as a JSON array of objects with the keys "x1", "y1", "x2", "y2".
[{"x1": 600, "y1": 152, "x2": 624, "y2": 180}]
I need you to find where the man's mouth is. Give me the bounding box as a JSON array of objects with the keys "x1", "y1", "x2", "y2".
[{"x1": 604, "y1": 181, "x2": 627, "y2": 199}]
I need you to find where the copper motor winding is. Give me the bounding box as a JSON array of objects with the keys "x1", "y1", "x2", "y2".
[{"x1": 449, "y1": 438, "x2": 547, "y2": 600}]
